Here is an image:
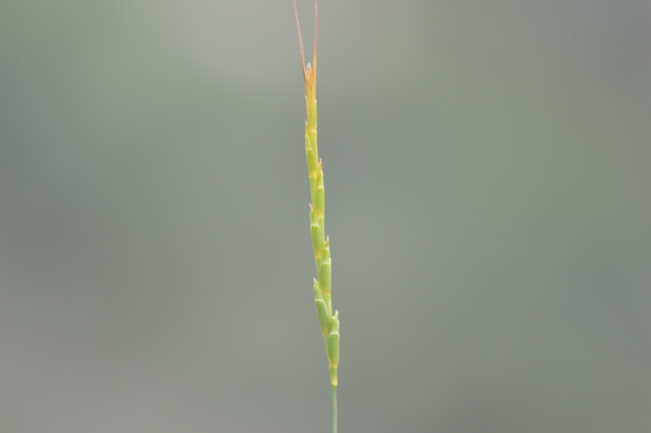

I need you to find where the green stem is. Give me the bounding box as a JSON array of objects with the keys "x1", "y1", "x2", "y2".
[{"x1": 332, "y1": 384, "x2": 337, "y2": 433}]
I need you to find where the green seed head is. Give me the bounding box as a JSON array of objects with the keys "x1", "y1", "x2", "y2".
[
  {"x1": 315, "y1": 299, "x2": 330, "y2": 337},
  {"x1": 311, "y1": 223, "x2": 324, "y2": 259},
  {"x1": 306, "y1": 148, "x2": 318, "y2": 176},
  {"x1": 313, "y1": 278, "x2": 323, "y2": 299},
  {"x1": 314, "y1": 185, "x2": 325, "y2": 217},
  {"x1": 296, "y1": 1, "x2": 341, "y2": 422},
  {"x1": 319, "y1": 258, "x2": 331, "y2": 295},
  {"x1": 327, "y1": 311, "x2": 340, "y2": 386}
]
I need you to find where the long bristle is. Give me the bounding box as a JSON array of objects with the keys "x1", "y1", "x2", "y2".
[
  {"x1": 313, "y1": 0, "x2": 318, "y2": 80},
  {"x1": 293, "y1": 0, "x2": 306, "y2": 80}
]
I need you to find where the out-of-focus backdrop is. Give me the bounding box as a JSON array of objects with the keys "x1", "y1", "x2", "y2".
[{"x1": 1, "y1": 1, "x2": 650, "y2": 432}]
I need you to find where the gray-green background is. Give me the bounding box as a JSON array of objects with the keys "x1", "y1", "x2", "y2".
[{"x1": 1, "y1": 1, "x2": 650, "y2": 432}]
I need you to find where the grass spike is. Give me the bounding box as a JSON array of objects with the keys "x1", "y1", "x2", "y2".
[{"x1": 294, "y1": 2, "x2": 339, "y2": 433}]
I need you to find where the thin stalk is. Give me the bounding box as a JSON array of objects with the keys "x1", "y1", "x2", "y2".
[
  {"x1": 332, "y1": 384, "x2": 337, "y2": 433},
  {"x1": 294, "y1": 2, "x2": 340, "y2": 433}
]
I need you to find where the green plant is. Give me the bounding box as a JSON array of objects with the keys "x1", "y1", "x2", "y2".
[{"x1": 293, "y1": 1, "x2": 340, "y2": 432}]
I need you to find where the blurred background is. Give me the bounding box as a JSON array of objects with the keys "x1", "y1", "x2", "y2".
[{"x1": 1, "y1": 0, "x2": 650, "y2": 432}]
